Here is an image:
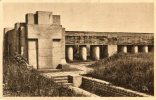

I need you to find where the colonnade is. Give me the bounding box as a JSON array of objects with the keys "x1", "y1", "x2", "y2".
[
  {"x1": 119, "y1": 45, "x2": 152, "y2": 53},
  {"x1": 66, "y1": 45, "x2": 154, "y2": 62},
  {"x1": 67, "y1": 46, "x2": 101, "y2": 62}
]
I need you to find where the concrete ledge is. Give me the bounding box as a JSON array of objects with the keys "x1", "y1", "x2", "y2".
[{"x1": 69, "y1": 75, "x2": 82, "y2": 87}]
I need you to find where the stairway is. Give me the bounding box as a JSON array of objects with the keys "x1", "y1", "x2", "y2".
[{"x1": 51, "y1": 75, "x2": 73, "y2": 87}]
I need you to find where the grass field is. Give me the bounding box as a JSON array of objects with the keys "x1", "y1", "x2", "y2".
[
  {"x1": 3, "y1": 57, "x2": 82, "y2": 97},
  {"x1": 87, "y1": 53, "x2": 154, "y2": 95}
]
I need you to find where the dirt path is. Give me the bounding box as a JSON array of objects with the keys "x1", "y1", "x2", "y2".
[{"x1": 68, "y1": 61, "x2": 95, "y2": 74}]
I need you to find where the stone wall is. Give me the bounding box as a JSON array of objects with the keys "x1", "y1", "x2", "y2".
[
  {"x1": 65, "y1": 31, "x2": 154, "y2": 45},
  {"x1": 81, "y1": 76, "x2": 151, "y2": 97}
]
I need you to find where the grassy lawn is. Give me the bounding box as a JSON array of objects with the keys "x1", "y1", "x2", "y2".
[
  {"x1": 87, "y1": 53, "x2": 154, "y2": 95},
  {"x1": 3, "y1": 57, "x2": 82, "y2": 97}
]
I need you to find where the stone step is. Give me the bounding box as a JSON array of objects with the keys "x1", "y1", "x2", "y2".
[
  {"x1": 51, "y1": 75, "x2": 68, "y2": 78},
  {"x1": 54, "y1": 79, "x2": 69, "y2": 83},
  {"x1": 53, "y1": 78, "x2": 68, "y2": 81},
  {"x1": 51, "y1": 76, "x2": 68, "y2": 80},
  {"x1": 57, "y1": 82, "x2": 73, "y2": 87}
]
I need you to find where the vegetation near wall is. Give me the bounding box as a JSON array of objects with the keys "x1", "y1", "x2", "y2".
[
  {"x1": 87, "y1": 53, "x2": 154, "y2": 95},
  {"x1": 3, "y1": 56, "x2": 81, "y2": 97}
]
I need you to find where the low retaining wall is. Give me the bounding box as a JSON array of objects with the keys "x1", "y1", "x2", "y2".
[
  {"x1": 81, "y1": 76, "x2": 151, "y2": 97},
  {"x1": 68, "y1": 86, "x2": 99, "y2": 97}
]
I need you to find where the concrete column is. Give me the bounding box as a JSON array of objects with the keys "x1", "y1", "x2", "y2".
[
  {"x1": 142, "y1": 45, "x2": 148, "y2": 53},
  {"x1": 151, "y1": 46, "x2": 154, "y2": 52},
  {"x1": 15, "y1": 23, "x2": 20, "y2": 30},
  {"x1": 26, "y1": 13, "x2": 34, "y2": 24},
  {"x1": 80, "y1": 46, "x2": 87, "y2": 61},
  {"x1": 121, "y1": 45, "x2": 127, "y2": 53},
  {"x1": 107, "y1": 45, "x2": 117, "y2": 57},
  {"x1": 132, "y1": 45, "x2": 138, "y2": 53},
  {"x1": 21, "y1": 46, "x2": 24, "y2": 55},
  {"x1": 86, "y1": 45, "x2": 90, "y2": 57},
  {"x1": 15, "y1": 24, "x2": 20, "y2": 53},
  {"x1": 93, "y1": 46, "x2": 100, "y2": 60},
  {"x1": 20, "y1": 26, "x2": 26, "y2": 57},
  {"x1": 150, "y1": 46, "x2": 154, "y2": 52},
  {"x1": 67, "y1": 46, "x2": 73, "y2": 61}
]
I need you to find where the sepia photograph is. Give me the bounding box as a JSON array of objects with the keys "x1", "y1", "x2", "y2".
[{"x1": 1, "y1": 0, "x2": 154, "y2": 98}]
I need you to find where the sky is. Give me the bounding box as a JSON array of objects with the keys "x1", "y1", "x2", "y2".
[{"x1": 3, "y1": 2, "x2": 154, "y2": 33}]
